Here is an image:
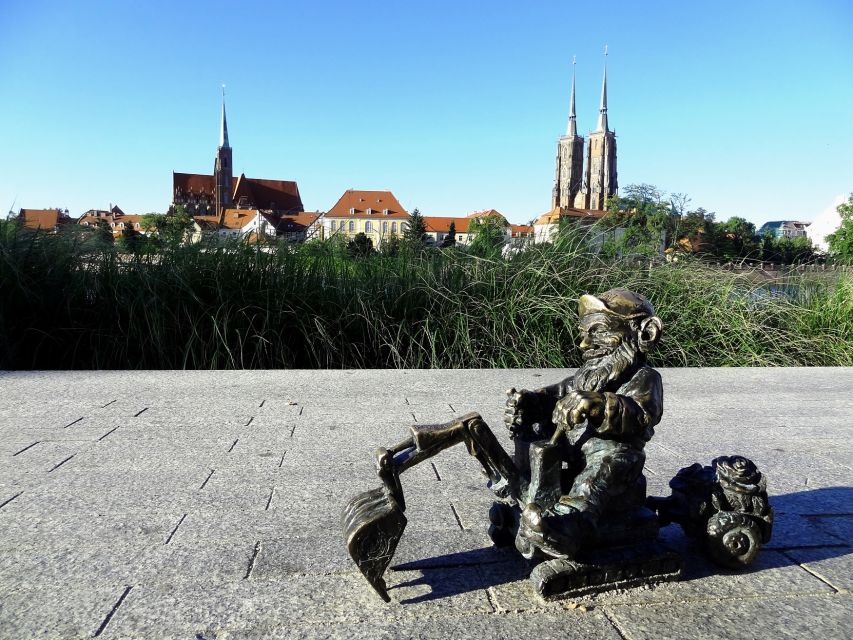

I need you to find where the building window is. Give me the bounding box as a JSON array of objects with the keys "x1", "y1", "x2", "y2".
[
  {"x1": 331, "y1": 220, "x2": 336, "y2": 231},
  {"x1": 365, "y1": 221, "x2": 372, "y2": 232},
  {"x1": 392, "y1": 222, "x2": 397, "y2": 233},
  {"x1": 382, "y1": 221, "x2": 388, "y2": 233},
  {"x1": 401, "y1": 223, "x2": 408, "y2": 233},
  {"x1": 349, "y1": 221, "x2": 355, "y2": 232}
]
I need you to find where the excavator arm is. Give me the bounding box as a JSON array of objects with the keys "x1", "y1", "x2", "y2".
[{"x1": 342, "y1": 412, "x2": 519, "y2": 601}]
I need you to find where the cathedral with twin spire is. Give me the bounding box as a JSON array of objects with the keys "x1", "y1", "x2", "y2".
[{"x1": 551, "y1": 54, "x2": 617, "y2": 212}]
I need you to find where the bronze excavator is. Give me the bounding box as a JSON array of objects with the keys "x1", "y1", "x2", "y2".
[{"x1": 342, "y1": 290, "x2": 773, "y2": 602}]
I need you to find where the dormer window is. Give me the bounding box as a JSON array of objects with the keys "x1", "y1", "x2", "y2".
[
  {"x1": 349, "y1": 208, "x2": 356, "y2": 215},
  {"x1": 382, "y1": 209, "x2": 390, "y2": 215},
  {"x1": 366, "y1": 208, "x2": 373, "y2": 215}
]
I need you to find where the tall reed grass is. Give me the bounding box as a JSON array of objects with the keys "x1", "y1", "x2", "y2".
[{"x1": 1, "y1": 227, "x2": 850, "y2": 369}]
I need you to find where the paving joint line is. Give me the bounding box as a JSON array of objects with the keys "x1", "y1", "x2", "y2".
[
  {"x1": 604, "y1": 589, "x2": 843, "y2": 610},
  {"x1": 244, "y1": 541, "x2": 262, "y2": 579},
  {"x1": 199, "y1": 469, "x2": 215, "y2": 490},
  {"x1": 93, "y1": 586, "x2": 132, "y2": 637},
  {"x1": 485, "y1": 586, "x2": 499, "y2": 613},
  {"x1": 12, "y1": 441, "x2": 40, "y2": 456},
  {"x1": 265, "y1": 487, "x2": 275, "y2": 511},
  {"x1": 100, "y1": 399, "x2": 117, "y2": 408},
  {"x1": 278, "y1": 451, "x2": 287, "y2": 467},
  {"x1": 245, "y1": 416, "x2": 254, "y2": 427},
  {"x1": 97, "y1": 426, "x2": 121, "y2": 441},
  {"x1": 781, "y1": 550, "x2": 843, "y2": 592},
  {"x1": 601, "y1": 607, "x2": 634, "y2": 640},
  {"x1": 0, "y1": 492, "x2": 23, "y2": 510},
  {"x1": 165, "y1": 513, "x2": 188, "y2": 545},
  {"x1": 227, "y1": 439, "x2": 239, "y2": 453},
  {"x1": 48, "y1": 455, "x2": 75, "y2": 472},
  {"x1": 430, "y1": 462, "x2": 442, "y2": 481},
  {"x1": 449, "y1": 502, "x2": 465, "y2": 531},
  {"x1": 133, "y1": 407, "x2": 148, "y2": 417},
  {"x1": 64, "y1": 417, "x2": 85, "y2": 429}
]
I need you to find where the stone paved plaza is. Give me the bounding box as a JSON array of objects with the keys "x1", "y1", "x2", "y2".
[{"x1": 1, "y1": 368, "x2": 851, "y2": 639}]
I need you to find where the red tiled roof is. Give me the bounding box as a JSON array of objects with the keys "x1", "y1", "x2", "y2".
[
  {"x1": 78, "y1": 207, "x2": 141, "y2": 226},
  {"x1": 265, "y1": 211, "x2": 322, "y2": 233},
  {"x1": 173, "y1": 172, "x2": 215, "y2": 194},
  {"x1": 173, "y1": 172, "x2": 303, "y2": 212},
  {"x1": 78, "y1": 212, "x2": 108, "y2": 225},
  {"x1": 511, "y1": 224, "x2": 534, "y2": 237},
  {"x1": 233, "y1": 175, "x2": 303, "y2": 212},
  {"x1": 424, "y1": 210, "x2": 509, "y2": 234},
  {"x1": 534, "y1": 208, "x2": 562, "y2": 225},
  {"x1": 218, "y1": 208, "x2": 257, "y2": 230},
  {"x1": 534, "y1": 206, "x2": 605, "y2": 225},
  {"x1": 467, "y1": 209, "x2": 507, "y2": 223},
  {"x1": 423, "y1": 217, "x2": 473, "y2": 234},
  {"x1": 326, "y1": 190, "x2": 408, "y2": 219},
  {"x1": 192, "y1": 215, "x2": 220, "y2": 231},
  {"x1": 193, "y1": 210, "x2": 321, "y2": 234},
  {"x1": 19, "y1": 208, "x2": 69, "y2": 229}
]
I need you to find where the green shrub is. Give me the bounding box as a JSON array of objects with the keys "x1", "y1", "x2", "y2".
[{"x1": 1, "y1": 226, "x2": 850, "y2": 369}]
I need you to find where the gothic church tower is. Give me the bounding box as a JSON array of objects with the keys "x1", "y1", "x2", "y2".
[
  {"x1": 581, "y1": 56, "x2": 618, "y2": 211},
  {"x1": 552, "y1": 59, "x2": 585, "y2": 210},
  {"x1": 214, "y1": 89, "x2": 233, "y2": 224}
]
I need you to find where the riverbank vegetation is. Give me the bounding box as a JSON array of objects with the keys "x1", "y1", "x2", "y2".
[{"x1": 2, "y1": 223, "x2": 850, "y2": 369}]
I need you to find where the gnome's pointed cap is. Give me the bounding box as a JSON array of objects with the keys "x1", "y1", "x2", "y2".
[{"x1": 579, "y1": 288, "x2": 654, "y2": 320}]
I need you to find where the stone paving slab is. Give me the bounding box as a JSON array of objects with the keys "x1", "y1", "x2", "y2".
[{"x1": 0, "y1": 368, "x2": 851, "y2": 639}]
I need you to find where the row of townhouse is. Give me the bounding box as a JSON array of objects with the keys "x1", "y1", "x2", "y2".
[
  {"x1": 13, "y1": 197, "x2": 536, "y2": 248},
  {"x1": 16, "y1": 206, "x2": 143, "y2": 238},
  {"x1": 181, "y1": 188, "x2": 536, "y2": 248}
]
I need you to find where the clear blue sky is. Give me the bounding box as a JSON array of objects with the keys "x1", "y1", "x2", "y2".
[{"x1": 2, "y1": 0, "x2": 851, "y2": 226}]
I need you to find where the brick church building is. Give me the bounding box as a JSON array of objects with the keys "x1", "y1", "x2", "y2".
[{"x1": 171, "y1": 94, "x2": 304, "y2": 229}]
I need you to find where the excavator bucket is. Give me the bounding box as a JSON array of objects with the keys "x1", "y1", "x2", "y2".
[{"x1": 342, "y1": 486, "x2": 407, "y2": 602}]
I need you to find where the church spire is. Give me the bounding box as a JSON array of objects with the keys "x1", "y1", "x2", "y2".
[
  {"x1": 214, "y1": 84, "x2": 234, "y2": 223},
  {"x1": 566, "y1": 55, "x2": 578, "y2": 137},
  {"x1": 219, "y1": 85, "x2": 230, "y2": 148},
  {"x1": 596, "y1": 46, "x2": 609, "y2": 133}
]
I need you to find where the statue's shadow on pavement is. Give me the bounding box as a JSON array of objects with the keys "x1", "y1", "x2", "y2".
[
  {"x1": 390, "y1": 547, "x2": 529, "y2": 604},
  {"x1": 385, "y1": 487, "x2": 852, "y2": 603}
]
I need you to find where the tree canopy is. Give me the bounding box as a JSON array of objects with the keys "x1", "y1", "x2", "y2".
[
  {"x1": 826, "y1": 194, "x2": 853, "y2": 264},
  {"x1": 403, "y1": 208, "x2": 427, "y2": 247},
  {"x1": 468, "y1": 214, "x2": 506, "y2": 259}
]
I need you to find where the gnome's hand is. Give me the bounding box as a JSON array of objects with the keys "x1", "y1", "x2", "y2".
[{"x1": 553, "y1": 390, "x2": 605, "y2": 428}]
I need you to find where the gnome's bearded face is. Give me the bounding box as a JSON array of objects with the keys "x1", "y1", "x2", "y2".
[{"x1": 573, "y1": 289, "x2": 660, "y2": 392}]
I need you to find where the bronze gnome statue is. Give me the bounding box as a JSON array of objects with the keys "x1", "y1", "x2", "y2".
[{"x1": 342, "y1": 289, "x2": 773, "y2": 601}]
